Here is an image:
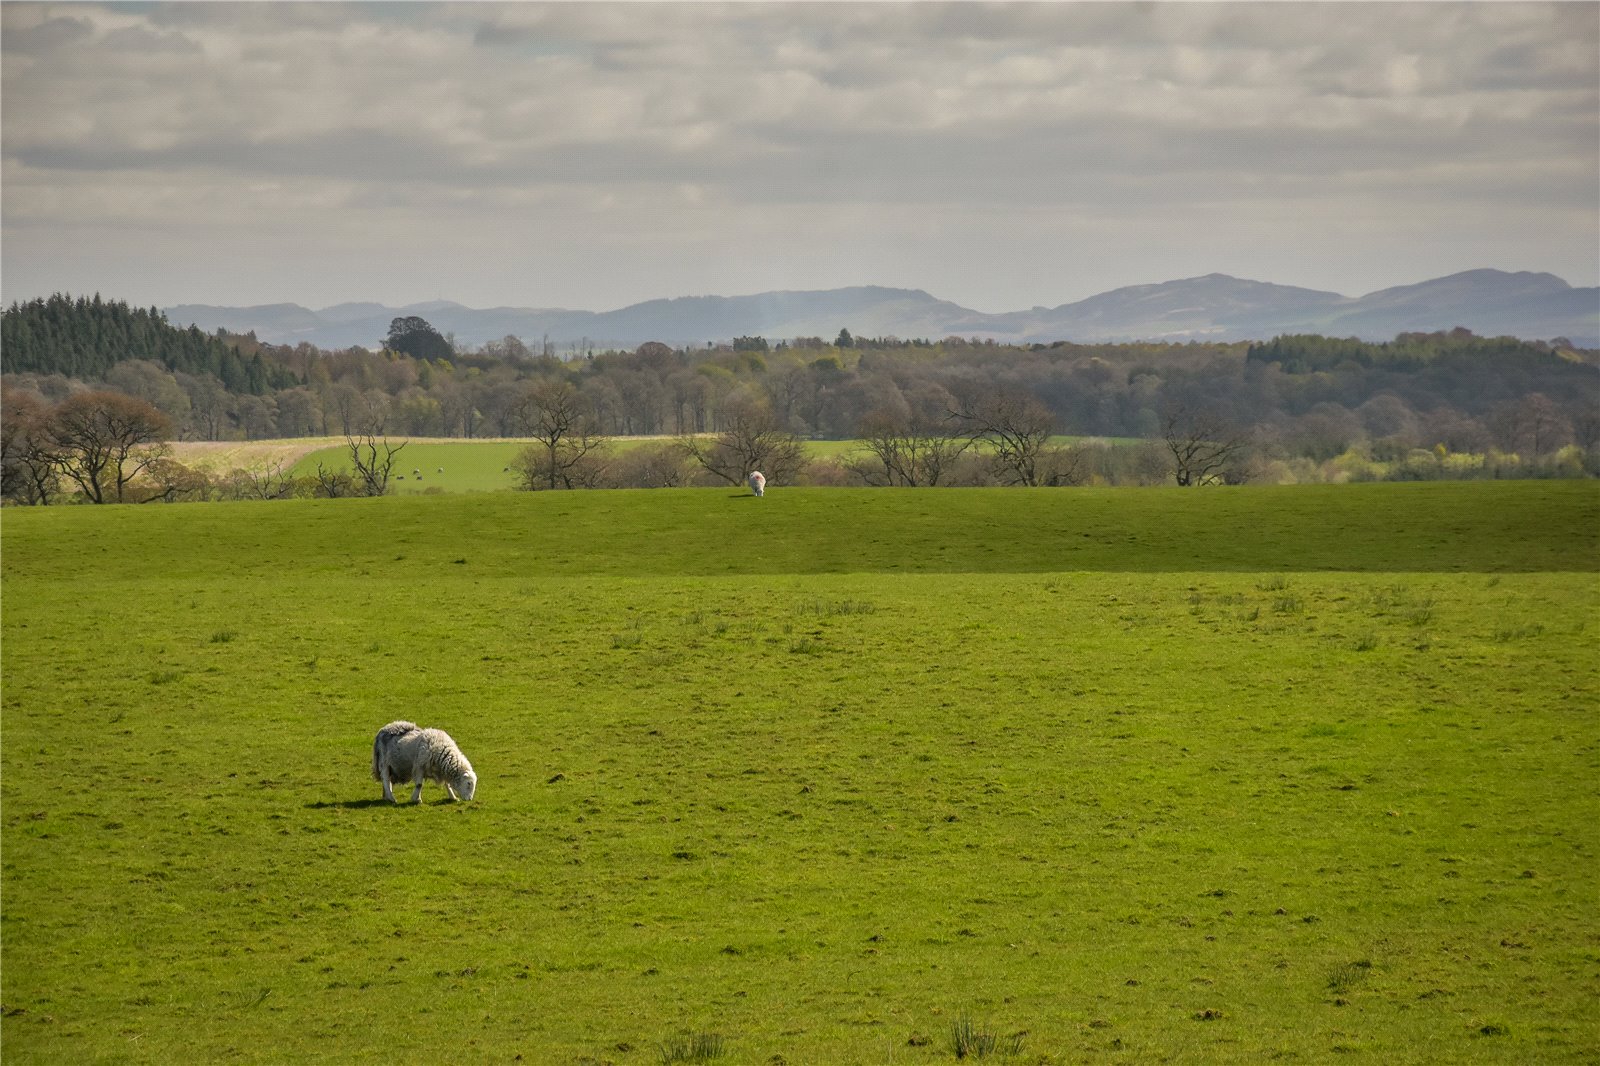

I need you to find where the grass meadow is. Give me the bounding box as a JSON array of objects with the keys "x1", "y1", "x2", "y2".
[
  {"x1": 2, "y1": 482, "x2": 1597, "y2": 1063},
  {"x1": 278, "y1": 435, "x2": 1140, "y2": 494},
  {"x1": 290, "y1": 439, "x2": 533, "y2": 493}
]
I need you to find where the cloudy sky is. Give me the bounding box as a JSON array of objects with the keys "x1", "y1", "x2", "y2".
[{"x1": 2, "y1": 1, "x2": 1596, "y2": 313}]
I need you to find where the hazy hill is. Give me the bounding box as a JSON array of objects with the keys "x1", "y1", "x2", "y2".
[
  {"x1": 1320, "y1": 270, "x2": 1598, "y2": 342},
  {"x1": 164, "y1": 269, "x2": 1599, "y2": 350}
]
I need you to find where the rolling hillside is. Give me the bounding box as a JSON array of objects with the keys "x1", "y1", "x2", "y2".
[{"x1": 164, "y1": 269, "x2": 1600, "y2": 349}]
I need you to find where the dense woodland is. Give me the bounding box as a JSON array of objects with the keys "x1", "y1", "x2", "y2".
[{"x1": 3, "y1": 293, "x2": 1597, "y2": 502}]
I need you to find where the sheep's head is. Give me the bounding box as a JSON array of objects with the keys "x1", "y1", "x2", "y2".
[{"x1": 455, "y1": 769, "x2": 477, "y2": 802}]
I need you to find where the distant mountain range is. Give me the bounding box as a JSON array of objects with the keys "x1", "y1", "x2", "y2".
[{"x1": 165, "y1": 269, "x2": 1599, "y2": 351}]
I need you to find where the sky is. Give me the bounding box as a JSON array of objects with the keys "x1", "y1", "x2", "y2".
[{"x1": 2, "y1": 1, "x2": 1596, "y2": 314}]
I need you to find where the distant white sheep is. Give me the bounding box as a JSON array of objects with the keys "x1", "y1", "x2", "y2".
[
  {"x1": 371, "y1": 720, "x2": 477, "y2": 803},
  {"x1": 748, "y1": 471, "x2": 766, "y2": 497}
]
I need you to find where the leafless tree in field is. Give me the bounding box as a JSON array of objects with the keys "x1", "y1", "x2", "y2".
[
  {"x1": 136, "y1": 457, "x2": 211, "y2": 503},
  {"x1": 312, "y1": 461, "x2": 356, "y2": 498},
  {"x1": 510, "y1": 380, "x2": 611, "y2": 490},
  {"x1": 849, "y1": 408, "x2": 970, "y2": 486},
  {"x1": 347, "y1": 432, "x2": 407, "y2": 496},
  {"x1": 1, "y1": 387, "x2": 62, "y2": 505},
  {"x1": 947, "y1": 384, "x2": 1056, "y2": 486},
  {"x1": 233, "y1": 459, "x2": 299, "y2": 500},
  {"x1": 1161, "y1": 403, "x2": 1252, "y2": 486},
  {"x1": 45, "y1": 390, "x2": 172, "y2": 503},
  {"x1": 678, "y1": 392, "x2": 807, "y2": 486}
]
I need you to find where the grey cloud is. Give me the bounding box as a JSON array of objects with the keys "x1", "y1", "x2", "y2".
[
  {"x1": 0, "y1": 14, "x2": 93, "y2": 53},
  {"x1": 100, "y1": 24, "x2": 201, "y2": 55},
  {"x1": 11, "y1": 126, "x2": 458, "y2": 184},
  {"x1": 2, "y1": 1, "x2": 1593, "y2": 310}
]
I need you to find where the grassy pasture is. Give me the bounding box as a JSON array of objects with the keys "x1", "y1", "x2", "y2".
[
  {"x1": 289, "y1": 437, "x2": 687, "y2": 494},
  {"x1": 292, "y1": 439, "x2": 531, "y2": 493},
  {"x1": 2, "y1": 482, "x2": 1597, "y2": 1064},
  {"x1": 282, "y1": 434, "x2": 1138, "y2": 494}
]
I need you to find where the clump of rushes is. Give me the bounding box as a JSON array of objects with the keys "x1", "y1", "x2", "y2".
[{"x1": 657, "y1": 1031, "x2": 724, "y2": 1064}]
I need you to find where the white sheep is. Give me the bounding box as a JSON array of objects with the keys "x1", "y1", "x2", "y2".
[
  {"x1": 748, "y1": 471, "x2": 766, "y2": 497},
  {"x1": 371, "y1": 720, "x2": 477, "y2": 803}
]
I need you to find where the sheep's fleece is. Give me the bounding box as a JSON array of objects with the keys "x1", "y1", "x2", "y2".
[{"x1": 372, "y1": 720, "x2": 477, "y2": 803}]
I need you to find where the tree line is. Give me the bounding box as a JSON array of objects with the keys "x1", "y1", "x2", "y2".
[
  {"x1": 2, "y1": 294, "x2": 295, "y2": 394},
  {"x1": 3, "y1": 292, "x2": 1596, "y2": 504}
]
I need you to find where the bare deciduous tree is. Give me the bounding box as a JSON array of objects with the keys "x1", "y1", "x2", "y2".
[
  {"x1": 313, "y1": 461, "x2": 357, "y2": 499},
  {"x1": 45, "y1": 390, "x2": 172, "y2": 503},
  {"x1": 135, "y1": 457, "x2": 211, "y2": 503},
  {"x1": 608, "y1": 441, "x2": 694, "y2": 488},
  {"x1": 231, "y1": 460, "x2": 299, "y2": 500},
  {"x1": 678, "y1": 393, "x2": 807, "y2": 486},
  {"x1": 2, "y1": 388, "x2": 62, "y2": 505},
  {"x1": 1036, "y1": 444, "x2": 1091, "y2": 487},
  {"x1": 511, "y1": 380, "x2": 611, "y2": 490},
  {"x1": 849, "y1": 408, "x2": 970, "y2": 486},
  {"x1": 948, "y1": 385, "x2": 1056, "y2": 486},
  {"x1": 1161, "y1": 403, "x2": 1252, "y2": 486},
  {"x1": 347, "y1": 433, "x2": 407, "y2": 496}
]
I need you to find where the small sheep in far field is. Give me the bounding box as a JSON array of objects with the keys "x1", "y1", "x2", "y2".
[
  {"x1": 748, "y1": 471, "x2": 766, "y2": 497},
  {"x1": 372, "y1": 720, "x2": 477, "y2": 803}
]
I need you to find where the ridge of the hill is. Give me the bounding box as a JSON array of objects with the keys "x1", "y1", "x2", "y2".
[{"x1": 163, "y1": 269, "x2": 1599, "y2": 349}]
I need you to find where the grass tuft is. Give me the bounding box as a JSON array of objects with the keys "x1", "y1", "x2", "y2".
[
  {"x1": 1326, "y1": 960, "x2": 1372, "y2": 994},
  {"x1": 1493, "y1": 622, "x2": 1545, "y2": 642},
  {"x1": 657, "y1": 1031, "x2": 725, "y2": 1064},
  {"x1": 950, "y1": 1016, "x2": 1024, "y2": 1059}
]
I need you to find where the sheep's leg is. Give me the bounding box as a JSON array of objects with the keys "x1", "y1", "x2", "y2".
[
  {"x1": 411, "y1": 770, "x2": 425, "y2": 804},
  {"x1": 380, "y1": 762, "x2": 396, "y2": 803}
]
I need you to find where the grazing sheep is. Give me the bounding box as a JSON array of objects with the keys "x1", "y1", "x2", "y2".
[
  {"x1": 748, "y1": 471, "x2": 766, "y2": 497},
  {"x1": 371, "y1": 720, "x2": 477, "y2": 803}
]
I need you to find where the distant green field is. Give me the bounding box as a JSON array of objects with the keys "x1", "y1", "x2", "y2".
[
  {"x1": 3, "y1": 483, "x2": 1597, "y2": 1064},
  {"x1": 291, "y1": 437, "x2": 835, "y2": 494},
  {"x1": 292, "y1": 440, "x2": 529, "y2": 493},
  {"x1": 290, "y1": 435, "x2": 1142, "y2": 493}
]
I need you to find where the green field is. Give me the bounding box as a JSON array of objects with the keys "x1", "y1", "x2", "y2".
[
  {"x1": 3, "y1": 483, "x2": 1597, "y2": 1063},
  {"x1": 291, "y1": 439, "x2": 532, "y2": 493},
  {"x1": 286, "y1": 435, "x2": 1139, "y2": 494}
]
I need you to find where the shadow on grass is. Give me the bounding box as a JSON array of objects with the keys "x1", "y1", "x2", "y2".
[
  {"x1": 304, "y1": 797, "x2": 395, "y2": 810},
  {"x1": 306, "y1": 797, "x2": 468, "y2": 810}
]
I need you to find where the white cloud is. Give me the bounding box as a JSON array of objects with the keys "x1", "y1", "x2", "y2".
[{"x1": 2, "y1": 1, "x2": 1594, "y2": 311}]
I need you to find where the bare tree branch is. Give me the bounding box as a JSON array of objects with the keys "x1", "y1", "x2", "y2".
[
  {"x1": 947, "y1": 385, "x2": 1056, "y2": 486},
  {"x1": 678, "y1": 394, "x2": 807, "y2": 486},
  {"x1": 851, "y1": 408, "x2": 970, "y2": 486},
  {"x1": 1161, "y1": 403, "x2": 1252, "y2": 486},
  {"x1": 347, "y1": 433, "x2": 406, "y2": 496},
  {"x1": 510, "y1": 380, "x2": 611, "y2": 490}
]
